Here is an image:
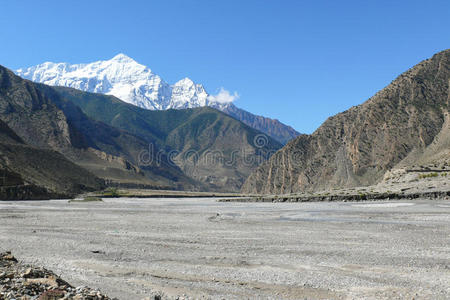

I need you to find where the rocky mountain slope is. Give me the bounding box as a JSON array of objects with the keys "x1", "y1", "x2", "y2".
[
  {"x1": 217, "y1": 103, "x2": 300, "y2": 145},
  {"x1": 242, "y1": 49, "x2": 450, "y2": 194},
  {"x1": 0, "y1": 119, "x2": 103, "y2": 199},
  {"x1": 53, "y1": 86, "x2": 282, "y2": 191},
  {"x1": 16, "y1": 54, "x2": 299, "y2": 144}
]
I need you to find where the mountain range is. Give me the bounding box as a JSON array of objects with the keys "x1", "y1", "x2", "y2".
[
  {"x1": 0, "y1": 65, "x2": 281, "y2": 197},
  {"x1": 16, "y1": 54, "x2": 299, "y2": 144},
  {"x1": 2, "y1": 49, "x2": 448, "y2": 198},
  {"x1": 242, "y1": 49, "x2": 450, "y2": 194}
]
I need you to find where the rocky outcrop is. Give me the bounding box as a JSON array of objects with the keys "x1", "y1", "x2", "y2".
[
  {"x1": 0, "y1": 251, "x2": 115, "y2": 299},
  {"x1": 0, "y1": 66, "x2": 73, "y2": 153},
  {"x1": 243, "y1": 49, "x2": 450, "y2": 194},
  {"x1": 87, "y1": 148, "x2": 143, "y2": 174}
]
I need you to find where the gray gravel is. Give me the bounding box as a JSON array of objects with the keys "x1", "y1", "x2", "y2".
[{"x1": 0, "y1": 198, "x2": 449, "y2": 299}]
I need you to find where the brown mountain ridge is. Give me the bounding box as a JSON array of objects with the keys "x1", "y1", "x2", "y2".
[{"x1": 242, "y1": 49, "x2": 450, "y2": 194}]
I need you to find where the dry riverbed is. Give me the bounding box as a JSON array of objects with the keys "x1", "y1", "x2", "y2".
[{"x1": 0, "y1": 198, "x2": 449, "y2": 299}]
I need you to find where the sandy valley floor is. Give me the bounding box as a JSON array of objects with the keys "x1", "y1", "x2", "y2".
[{"x1": 0, "y1": 198, "x2": 449, "y2": 299}]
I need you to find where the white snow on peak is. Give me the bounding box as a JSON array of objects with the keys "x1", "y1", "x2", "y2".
[
  {"x1": 171, "y1": 78, "x2": 209, "y2": 108},
  {"x1": 111, "y1": 53, "x2": 135, "y2": 62},
  {"x1": 15, "y1": 54, "x2": 236, "y2": 111},
  {"x1": 174, "y1": 77, "x2": 194, "y2": 86}
]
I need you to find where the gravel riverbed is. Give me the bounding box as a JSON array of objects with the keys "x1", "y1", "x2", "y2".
[{"x1": 0, "y1": 198, "x2": 449, "y2": 299}]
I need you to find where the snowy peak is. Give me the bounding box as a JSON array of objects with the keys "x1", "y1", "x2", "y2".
[
  {"x1": 111, "y1": 53, "x2": 136, "y2": 63},
  {"x1": 174, "y1": 77, "x2": 194, "y2": 87},
  {"x1": 171, "y1": 77, "x2": 208, "y2": 108},
  {"x1": 15, "y1": 54, "x2": 218, "y2": 110}
]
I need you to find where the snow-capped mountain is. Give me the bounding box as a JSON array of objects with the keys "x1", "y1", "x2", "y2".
[
  {"x1": 16, "y1": 53, "x2": 215, "y2": 110},
  {"x1": 16, "y1": 54, "x2": 299, "y2": 143}
]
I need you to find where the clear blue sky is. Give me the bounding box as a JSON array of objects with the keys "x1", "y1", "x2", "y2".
[{"x1": 1, "y1": 0, "x2": 449, "y2": 133}]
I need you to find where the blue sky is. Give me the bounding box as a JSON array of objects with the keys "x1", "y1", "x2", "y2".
[{"x1": 1, "y1": 0, "x2": 449, "y2": 133}]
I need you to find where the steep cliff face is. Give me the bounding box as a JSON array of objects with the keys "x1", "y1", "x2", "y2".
[
  {"x1": 242, "y1": 49, "x2": 450, "y2": 194},
  {"x1": 0, "y1": 66, "x2": 74, "y2": 152},
  {"x1": 0, "y1": 119, "x2": 104, "y2": 198}
]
